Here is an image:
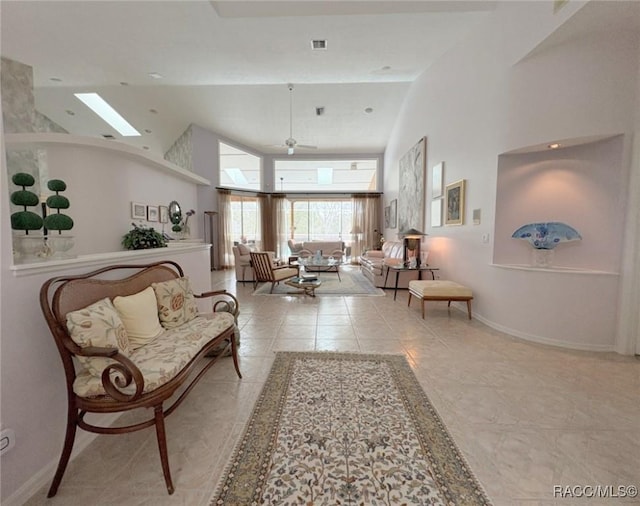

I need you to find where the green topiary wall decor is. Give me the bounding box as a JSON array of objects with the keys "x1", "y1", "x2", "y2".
[
  {"x1": 44, "y1": 179, "x2": 74, "y2": 234},
  {"x1": 10, "y1": 172, "x2": 43, "y2": 234}
]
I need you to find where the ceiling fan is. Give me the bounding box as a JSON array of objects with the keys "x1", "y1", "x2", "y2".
[{"x1": 278, "y1": 83, "x2": 317, "y2": 155}]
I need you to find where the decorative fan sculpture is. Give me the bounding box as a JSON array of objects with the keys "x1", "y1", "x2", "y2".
[{"x1": 511, "y1": 222, "x2": 581, "y2": 249}]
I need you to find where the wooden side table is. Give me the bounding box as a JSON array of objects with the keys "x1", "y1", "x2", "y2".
[{"x1": 384, "y1": 265, "x2": 439, "y2": 301}]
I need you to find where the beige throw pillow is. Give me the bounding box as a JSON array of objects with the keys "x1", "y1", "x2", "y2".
[
  {"x1": 66, "y1": 297, "x2": 131, "y2": 377},
  {"x1": 152, "y1": 277, "x2": 199, "y2": 329},
  {"x1": 113, "y1": 286, "x2": 164, "y2": 349},
  {"x1": 237, "y1": 243, "x2": 251, "y2": 256}
]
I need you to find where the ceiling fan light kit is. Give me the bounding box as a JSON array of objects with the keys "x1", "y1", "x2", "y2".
[{"x1": 282, "y1": 83, "x2": 317, "y2": 155}]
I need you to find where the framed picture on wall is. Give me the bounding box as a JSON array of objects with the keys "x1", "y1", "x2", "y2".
[
  {"x1": 389, "y1": 199, "x2": 397, "y2": 229},
  {"x1": 159, "y1": 205, "x2": 169, "y2": 224},
  {"x1": 445, "y1": 179, "x2": 466, "y2": 226},
  {"x1": 131, "y1": 202, "x2": 146, "y2": 220},
  {"x1": 432, "y1": 162, "x2": 444, "y2": 199},
  {"x1": 147, "y1": 205, "x2": 159, "y2": 222},
  {"x1": 431, "y1": 199, "x2": 443, "y2": 227},
  {"x1": 384, "y1": 206, "x2": 391, "y2": 229}
]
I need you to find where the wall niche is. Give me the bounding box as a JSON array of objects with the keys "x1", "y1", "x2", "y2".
[{"x1": 493, "y1": 134, "x2": 625, "y2": 272}]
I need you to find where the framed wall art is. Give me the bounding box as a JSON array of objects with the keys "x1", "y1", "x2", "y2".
[
  {"x1": 432, "y1": 162, "x2": 444, "y2": 199},
  {"x1": 159, "y1": 205, "x2": 169, "y2": 224},
  {"x1": 445, "y1": 179, "x2": 466, "y2": 226},
  {"x1": 384, "y1": 206, "x2": 390, "y2": 229},
  {"x1": 147, "y1": 205, "x2": 159, "y2": 222},
  {"x1": 431, "y1": 199, "x2": 443, "y2": 227},
  {"x1": 397, "y1": 136, "x2": 426, "y2": 232},
  {"x1": 131, "y1": 202, "x2": 146, "y2": 220},
  {"x1": 389, "y1": 199, "x2": 397, "y2": 229}
]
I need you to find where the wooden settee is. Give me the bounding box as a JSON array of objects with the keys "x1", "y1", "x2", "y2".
[{"x1": 40, "y1": 261, "x2": 241, "y2": 497}]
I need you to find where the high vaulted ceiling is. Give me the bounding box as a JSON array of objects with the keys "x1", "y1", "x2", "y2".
[{"x1": 1, "y1": 1, "x2": 495, "y2": 157}]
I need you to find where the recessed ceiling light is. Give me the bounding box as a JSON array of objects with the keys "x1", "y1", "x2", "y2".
[
  {"x1": 50, "y1": 77, "x2": 62, "y2": 82},
  {"x1": 148, "y1": 72, "x2": 164, "y2": 79},
  {"x1": 74, "y1": 92, "x2": 141, "y2": 137},
  {"x1": 120, "y1": 82, "x2": 129, "y2": 86},
  {"x1": 65, "y1": 110, "x2": 75, "y2": 116},
  {"x1": 149, "y1": 109, "x2": 158, "y2": 114},
  {"x1": 548, "y1": 143, "x2": 561, "y2": 149},
  {"x1": 381, "y1": 66, "x2": 391, "y2": 71},
  {"x1": 311, "y1": 40, "x2": 327, "y2": 50},
  {"x1": 315, "y1": 107, "x2": 325, "y2": 116},
  {"x1": 143, "y1": 146, "x2": 150, "y2": 150},
  {"x1": 144, "y1": 129, "x2": 152, "y2": 134},
  {"x1": 365, "y1": 107, "x2": 374, "y2": 114}
]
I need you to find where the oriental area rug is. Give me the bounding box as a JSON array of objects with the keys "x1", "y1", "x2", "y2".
[
  {"x1": 211, "y1": 352, "x2": 491, "y2": 506},
  {"x1": 253, "y1": 268, "x2": 385, "y2": 297}
]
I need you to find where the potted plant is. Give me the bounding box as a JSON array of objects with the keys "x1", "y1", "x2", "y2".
[
  {"x1": 10, "y1": 172, "x2": 45, "y2": 261},
  {"x1": 44, "y1": 179, "x2": 75, "y2": 257},
  {"x1": 122, "y1": 223, "x2": 167, "y2": 250}
]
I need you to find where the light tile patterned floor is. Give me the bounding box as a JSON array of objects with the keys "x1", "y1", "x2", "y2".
[{"x1": 25, "y1": 266, "x2": 640, "y2": 505}]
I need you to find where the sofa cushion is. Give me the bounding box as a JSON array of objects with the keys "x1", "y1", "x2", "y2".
[
  {"x1": 113, "y1": 286, "x2": 164, "y2": 349},
  {"x1": 237, "y1": 243, "x2": 251, "y2": 256},
  {"x1": 152, "y1": 277, "x2": 199, "y2": 329},
  {"x1": 66, "y1": 297, "x2": 131, "y2": 377},
  {"x1": 73, "y1": 312, "x2": 236, "y2": 398}
]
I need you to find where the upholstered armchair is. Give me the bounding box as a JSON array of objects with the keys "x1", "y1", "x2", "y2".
[
  {"x1": 250, "y1": 251, "x2": 299, "y2": 293},
  {"x1": 232, "y1": 244, "x2": 278, "y2": 283}
]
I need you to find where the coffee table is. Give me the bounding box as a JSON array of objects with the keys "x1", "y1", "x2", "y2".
[
  {"x1": 284, "y1": 277, "x2": 322, "y2": 297},
  {"x1": 295, "y1": 257, "x2": 343, "y2": 281}
]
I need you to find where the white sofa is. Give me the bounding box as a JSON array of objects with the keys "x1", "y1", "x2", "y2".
[
  {"x1": 232, "y1": 244, "x2": 278, "y2": 282},
  {"x1": 299, "y1": 241, "x2": 345, "y2": 258},
  {"x1": 359, "y1": 241, "x2": 425, "y2": 288}
]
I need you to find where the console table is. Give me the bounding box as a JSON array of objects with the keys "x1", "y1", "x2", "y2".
[{"x1": 384, "y1": 265, "x2": 439, "y2": 300}]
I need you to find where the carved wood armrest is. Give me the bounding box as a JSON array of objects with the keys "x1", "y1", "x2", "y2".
[
  {"x1": 76, "y1": 346, "x2": 119, "y2": 358},
  {"x1": 194, "y1": 290, "x2": 240, "y2": 319}
]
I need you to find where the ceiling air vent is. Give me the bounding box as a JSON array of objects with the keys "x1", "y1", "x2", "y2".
[
  {"x1": 315, "y1": 107, "x2": 325, "y2": 116},
  {"x1": 311, "y1": 40, "x2": 327, "y2": 50},
  {"x1": 102, "y1": 134, "x2": 116, "y2": 139}
]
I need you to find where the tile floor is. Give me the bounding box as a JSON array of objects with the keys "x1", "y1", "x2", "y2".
[{"x1": 26, "y1": 266, "x2": 640, "y2": 505}]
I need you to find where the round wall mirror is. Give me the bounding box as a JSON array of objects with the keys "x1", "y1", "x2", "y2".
[{"x1": 168, "y1": 201, "x2": 182, "y2": 225}]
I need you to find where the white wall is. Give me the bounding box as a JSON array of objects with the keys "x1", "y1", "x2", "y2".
[{"x1": 384, "y1": 1, "x2": 639, "y2": 350}]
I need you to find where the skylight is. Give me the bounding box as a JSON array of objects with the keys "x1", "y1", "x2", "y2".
[
  {"x1": 317, "y1": 167, "x2": 333, "y2": 185},
  {"x1": 225, "y1": 168, "x2": 248, "y2": 185},
  {"x1": 74, "y1": 93, "x2": 140, "y2": 137}
]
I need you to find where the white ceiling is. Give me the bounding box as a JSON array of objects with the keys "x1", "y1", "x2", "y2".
[{"x1": 1, "y1": 1, "x2": 495, "y2": 157}]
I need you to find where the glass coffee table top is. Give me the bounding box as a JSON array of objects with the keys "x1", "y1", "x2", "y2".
[{"x1": 284, "y1": 277, "x2": 322, "y2": 297}]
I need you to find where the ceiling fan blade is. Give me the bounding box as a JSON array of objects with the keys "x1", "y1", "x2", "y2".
[{"x1": 296, "y1": 144, "x2": 317, "y2": 149}]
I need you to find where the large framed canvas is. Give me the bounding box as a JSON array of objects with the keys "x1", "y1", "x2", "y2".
[
  {"x1": 445, "y1": 179, "x2": 466, "y2": 226},
  {"x1": 398, "y1": 137, "x2": 426, "y2": 233}
]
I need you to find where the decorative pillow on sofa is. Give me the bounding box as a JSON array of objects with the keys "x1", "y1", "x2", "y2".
[
  {"x1": 152, "y1": 277, "x2": 199, "y2": 329},
  {"x1": 66, "y1": 297, "x2": 131, "y2": 376},
  {"x1": 113, "y1": 286, "x2": 164, "y2": 349},
  {"x1": 237, "y1": 243, "x2": 251, "y2": 256}
]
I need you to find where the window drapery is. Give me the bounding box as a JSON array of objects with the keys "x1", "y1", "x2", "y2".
[
  {"x1": 217, "y1": 189, "x2": 233, "y2": 268},
  {"x1": 351, "y1": 194, "x2": 380, "y2": 260}
]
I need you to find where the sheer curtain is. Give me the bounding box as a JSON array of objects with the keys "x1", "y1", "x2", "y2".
[
  {"x1": 217, "y1": 189, "x2": 233, "y2": 268},
  {"x1": 351, "y1": 194, "x2": 381, "y2": 260},
  {"x1": 272, "y1": 195, "x2": 289, "y2": 259}
]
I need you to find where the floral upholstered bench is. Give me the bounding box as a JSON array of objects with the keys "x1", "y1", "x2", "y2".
[{"x1": 40, "y1": 261, "x2": 241, "y2": 497}]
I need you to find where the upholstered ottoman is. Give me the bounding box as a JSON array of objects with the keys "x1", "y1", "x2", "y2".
[{"x1": 408, "y1": 280, "x2": 473, "y2": 319}]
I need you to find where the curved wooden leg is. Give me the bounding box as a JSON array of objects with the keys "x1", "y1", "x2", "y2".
[
  {"x1": 154, "y1": 405, "x2": 174, "y2": 495},
  {"x1": 47, "y1": 403, "x2": 79, "y2": 497},
  {"x1": 231, "y1": 333, "x2": 242, "y2": 378}
]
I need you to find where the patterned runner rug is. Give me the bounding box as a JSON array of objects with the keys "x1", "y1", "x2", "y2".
[{"x1": 211, "y1": 352, "x2": 491, "y2": 505}]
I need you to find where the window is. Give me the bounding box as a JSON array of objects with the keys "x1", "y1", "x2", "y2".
[
  {"x1": 274, "y1": 159, "x2": 378, "y2": 192},
  {"x1": 289, "y1": 199, "x2": 353, "y2": 242},
  {"x1": 230, "y1": 196, "x2": 261, "y2": 248},
  {"x1": 219, "y1": 142, "x2": 261, "y2": 191}
]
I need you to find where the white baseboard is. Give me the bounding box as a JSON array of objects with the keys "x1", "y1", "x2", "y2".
[
  {"x1": 3, "y1": 413, "x2": 122, "y2": 506},
  {"x1": 449, "y1": 302, "x2": 615, "y2": 352}
]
